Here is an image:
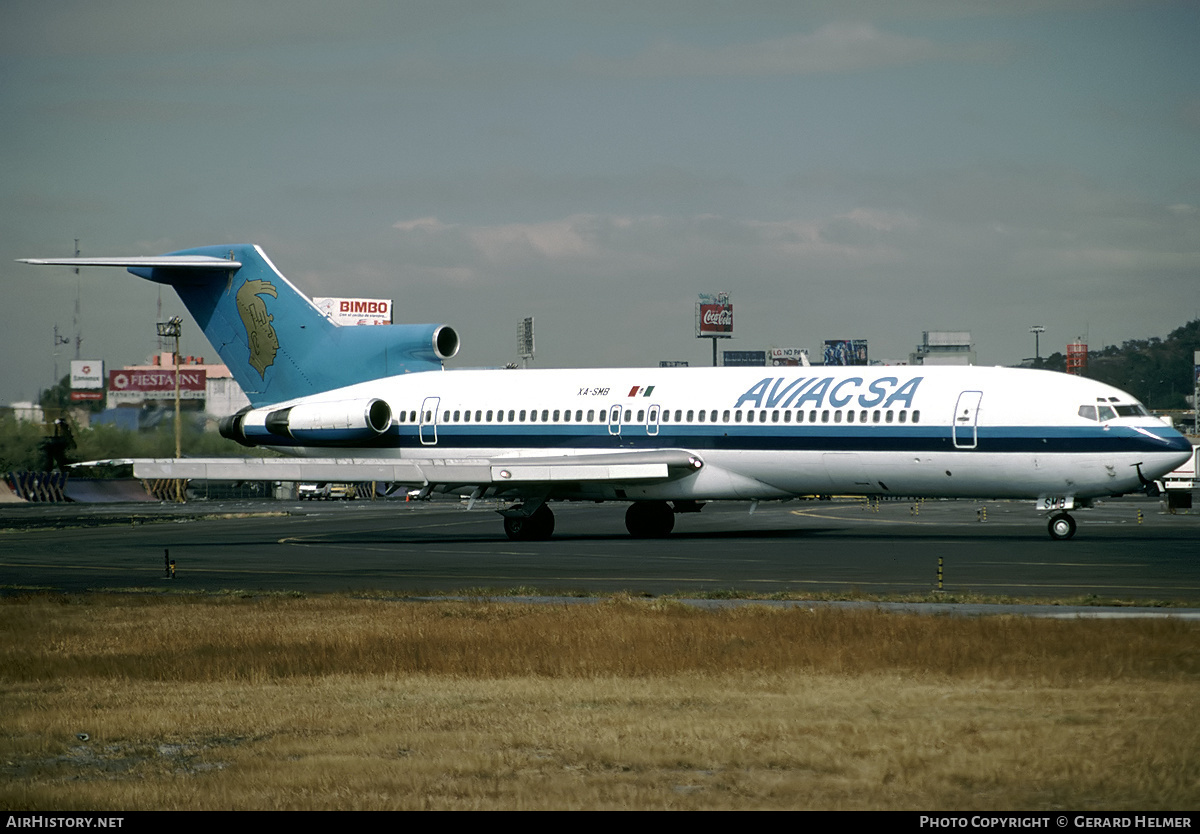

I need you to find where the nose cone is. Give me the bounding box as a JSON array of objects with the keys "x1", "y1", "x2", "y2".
[{"x1": 1162, "y1": 427, "x2": 1195, "y2": 456}]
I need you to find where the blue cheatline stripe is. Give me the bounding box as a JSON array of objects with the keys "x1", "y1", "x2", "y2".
[{"x1": 255, "y1": 424, "x2": 1186, "y2": 455}]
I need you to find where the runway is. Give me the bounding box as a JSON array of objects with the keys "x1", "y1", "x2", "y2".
[{"x1": 2, "y1": 495, "x2": 1197, "y2": 601}]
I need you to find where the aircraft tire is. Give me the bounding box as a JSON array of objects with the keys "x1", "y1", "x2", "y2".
[
  {"x1": 625, "y1": 501, "x2": 675, "y2": 538},
  {"x1": 504, "y1": 504, "x2": 555, "y2": 541},
  {"x1": 1047, "y1": 512, "x2": 1077, "y2": 541}
]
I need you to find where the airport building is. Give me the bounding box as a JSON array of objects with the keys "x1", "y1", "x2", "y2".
[{"x1": 909, "y1": 331, "x2": 976, "y2": 366}]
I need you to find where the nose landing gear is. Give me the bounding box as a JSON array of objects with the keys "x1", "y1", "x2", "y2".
[{"x1": 1047, "y1": 512, "x2": 1077, "y2": 540}]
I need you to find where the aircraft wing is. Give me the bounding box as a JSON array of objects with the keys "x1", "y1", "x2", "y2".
[{"x1": 131, "y1": 449, "x2": 704, "y2": 489}]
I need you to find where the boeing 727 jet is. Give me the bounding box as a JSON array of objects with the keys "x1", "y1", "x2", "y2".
[{"x1": 22, "y1": 245, "x2": 1193, "y2": 540}]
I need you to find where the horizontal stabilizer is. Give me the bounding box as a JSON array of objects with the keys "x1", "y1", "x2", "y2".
[{"x1": 17, "y1": 256, "x2": 241, "y2": 268}]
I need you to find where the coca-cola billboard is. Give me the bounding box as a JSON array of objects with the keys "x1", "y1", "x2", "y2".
[{"x1": 696, "y1": 294, "x2": 733, "y2": 338}]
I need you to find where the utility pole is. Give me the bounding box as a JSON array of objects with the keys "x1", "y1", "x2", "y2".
[
  {"x1": 73, "y1": 239, "x2": 82, "y2": 360},
  {"x1": 52, "y1": 324, "x2": 70, "y2": 387},
  {"x1": 156, "y1": 316, "x2": 183, "y2": 458}
]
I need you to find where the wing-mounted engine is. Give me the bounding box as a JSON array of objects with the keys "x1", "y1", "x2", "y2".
[{"x1": 220, "y1": 398, "x2": 392, "y2": 447}]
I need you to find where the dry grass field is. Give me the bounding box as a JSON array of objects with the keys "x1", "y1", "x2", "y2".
[{"x1": 1, "y1": 592, "x2": 1197, "y2": 810}]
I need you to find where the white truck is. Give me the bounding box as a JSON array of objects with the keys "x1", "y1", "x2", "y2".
[{"x1": 1158, "y1": 443, "x2": 1199, "y2": 510}]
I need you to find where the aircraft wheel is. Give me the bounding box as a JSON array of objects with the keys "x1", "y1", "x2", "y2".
[
  {"x1": 504, "y1": 504, "x2": 555, "y2": 541},
  {"x1": 1047, "y1": 512, "x2": 1076, "y2": 541},
  {"x1": 625, "y1": 501, "x2": 675, "y2": 538}
]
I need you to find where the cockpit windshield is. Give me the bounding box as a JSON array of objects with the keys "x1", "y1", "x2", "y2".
[{"x1": 1077, "y1": 399, "x2": 1148, "y2": 422}]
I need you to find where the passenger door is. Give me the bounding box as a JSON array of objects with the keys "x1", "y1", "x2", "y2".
[
  {"x1": 952, "y1": 391, "x2": 982, "y2": 449},
  {"x1": 419, "y1": 396, "x2": 440, "y2": 445}
]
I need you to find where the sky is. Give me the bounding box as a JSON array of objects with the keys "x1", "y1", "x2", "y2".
[{"x1": 2, "y1": 0, "x2": 1198, "y2": 404}]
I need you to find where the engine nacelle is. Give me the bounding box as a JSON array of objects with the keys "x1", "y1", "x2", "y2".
[
  {"x1": 220, "y1": 398, "x2": 392, "y2": 446},
  {"x1": 387, "y1": 323, "x2": 459, "y2": 365}
]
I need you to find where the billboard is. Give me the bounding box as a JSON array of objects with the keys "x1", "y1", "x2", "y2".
[
  {"x1": 107, "y1": 369, "x2": 206, "y2": 405},
  {"x1": 696, "y1": 293, "x2": 733, "y2": 338},
  {"x1": 722, "y1": 350, "x2": 767, "y2": 367},
  {"x1": 823, "y1": 339, "x2": 868, "y2": 366},
  {"x1": 769, "y1": 348, "x2": 808, "y2": 367},
  {"x1": 70, "y1": 360, "x2": 104, "y2": 389},
  {"x1": 313, "y1": 297, "x2": 393, "y2": 325}
]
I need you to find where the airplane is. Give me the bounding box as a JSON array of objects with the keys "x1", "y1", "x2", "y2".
[{"x1": 21, "y1": 244, "x2": 1194, "y2": 541}]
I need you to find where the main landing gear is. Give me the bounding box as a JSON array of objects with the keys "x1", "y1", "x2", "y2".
[
  {"x1": 624, "y1": 500, "x2": 675, "y2": 538},
  {"x1": 501, "y1": 500, "x2": 681, "y2": 540},
  {"x1": 502, "y1": 503, "x2": 555, "y2": 541},
  {"x1": 1047, "y1": 512, "x2": 1077, "y2": 541}
]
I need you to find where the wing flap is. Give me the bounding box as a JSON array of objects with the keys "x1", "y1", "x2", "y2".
[
  {"x1": 492, "y1": 463, "x2": 669, "y2": 481},
  {"x1": 131, "y1": 449, "x2": 702, "y2": 486}
]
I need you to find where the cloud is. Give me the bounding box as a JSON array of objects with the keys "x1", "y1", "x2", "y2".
[
  {"x1": 391, "y1": 209, "x2": 921, "y2": 282},
  {"x1": 576, "y1": 23, "x2": 1005, "y2": 78}
]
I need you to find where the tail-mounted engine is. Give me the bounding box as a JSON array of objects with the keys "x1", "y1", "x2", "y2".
[{"x1": 220, "y1": 398, "x2": 392, "y2": 447}]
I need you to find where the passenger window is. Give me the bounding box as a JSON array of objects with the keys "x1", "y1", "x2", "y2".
[
  {"x1": 698, "y1": 409, "x2": 705, "y2": 423},
  {"x1": 542, "y1": 410, "x2": 549, "y2": 422},
  {"x1": 809, "y1": 410, "x2": 817, "y2": 423},
  {"x1": 637, "y1": 409, "x2": 645, "y2": 422},
  {"x1": 686, "y1": 410, "x2": 694, "y2": 422},
  {"x1": 784, "y1": 411, "x2": 791, "y2": 423},
  {"x1": 624, "y1": 409, "x2": 632, "y2": 422},
  {"x1": 912, "y1": 410, "x2": 920, "y2": 423},
  {"x1": 886, "y1": 410, "x2": 894, "y2": 423},
  {"x1": 576, "y1": 410, "x2": 583, "y2": 421},
  {"x1": 587, "y1": 410, "x2": 594, "y2": 422},
  {"x1": 723, "y1": 410, "x2": 730, "y2": 422},
  {"x1": 772, "y1": 410, "x2": 779, "y2": 423},
  {"x1": 734, "y1": 410, "x2": 742, "y2": 423},
  {"x1": 553, "y1": 410, "x2": 560, "y2": 421},
  {"x1": 821, "y1": 410, "x2": 829, "y2": 423},
  {"x1": 833, "y1": 411, "x2": 842, "y2": 423},
  {"x1": 872, "y1": 410, "x2": 880, "y2": 423},
  {"x1": 898, "y1": 411, "x2": 906, "y2": 424},
  {"x1": 519, "y1": 410, "x2": 527, "y2": 421}
]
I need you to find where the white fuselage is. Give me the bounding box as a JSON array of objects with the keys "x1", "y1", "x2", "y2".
[{"x1": 248, "y1": 364, "x2": 1194, "y2": 504}]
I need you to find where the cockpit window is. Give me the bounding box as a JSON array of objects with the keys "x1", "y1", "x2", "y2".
[{"x1": 1081, "y1": 402, "x2": 1147, "y2": 421}]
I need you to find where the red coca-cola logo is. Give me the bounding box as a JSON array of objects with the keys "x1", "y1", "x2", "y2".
[{"x1": 699, "y1": 304, "x2": 733, "y2": 332}]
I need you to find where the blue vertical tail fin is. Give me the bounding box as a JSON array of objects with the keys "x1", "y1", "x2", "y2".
[{"x1": 23, "y1": 244, "x2": 459, "y2": 407}]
